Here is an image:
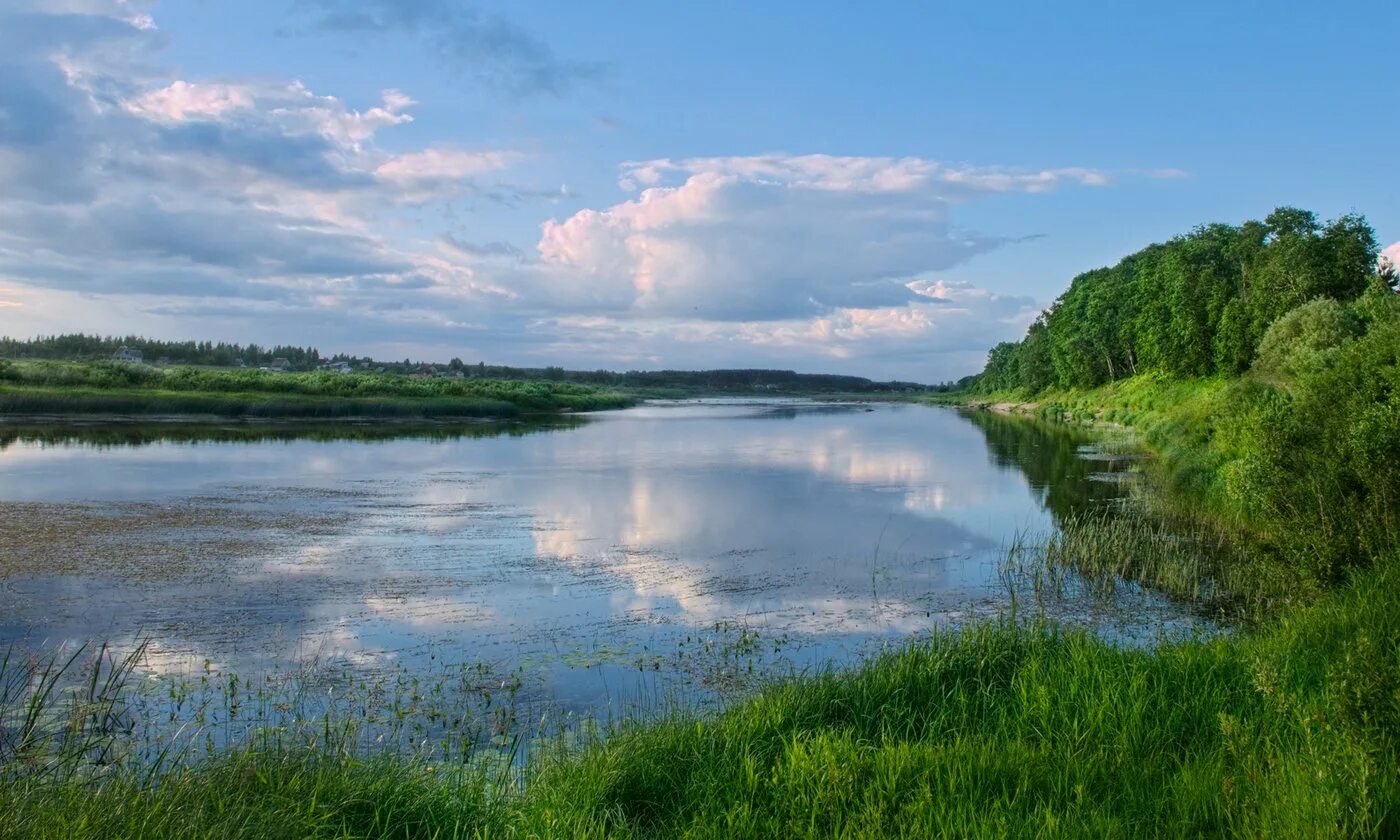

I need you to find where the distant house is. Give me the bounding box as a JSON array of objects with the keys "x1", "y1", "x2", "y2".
[
  {"x1": 318, "y1": 361, "x2": 354, "y2": 374},
  {"x1": 268, "y1": 358, "x2": 292, "y2": 372},
  {"x1": 113, "y1": 346, "x2": 143, "y2": 363},
  {"x1": 156, "y1": 356, "x2": 171, "y2": 366}
]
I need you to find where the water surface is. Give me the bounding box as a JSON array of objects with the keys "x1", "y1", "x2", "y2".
[{"x1": 0, "y1": 401, "x2": 1195, "y2": 723}]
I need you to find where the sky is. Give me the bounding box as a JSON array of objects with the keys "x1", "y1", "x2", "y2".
[{"x1": 0, "y1": 0, "x2": 1396, "y2": 382}]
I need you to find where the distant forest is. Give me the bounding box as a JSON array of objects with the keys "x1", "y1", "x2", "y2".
[
  {"x1": 972, "y1": 207, "x2": 1397, "y2": 392},
  {"x1": 0, "y1": 334, "x2": 931, "y2": 394}
]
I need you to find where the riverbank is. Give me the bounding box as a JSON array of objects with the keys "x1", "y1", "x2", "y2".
[
  {"x1": 0, "y1": 361, "x2": 636, "y2": 420},
  {"x1": 5, "y1": 564, "x2": 1395, "y2": 838},
  {"x1": 3, "y1": 377, "x2": 1395, "y2": 837}
]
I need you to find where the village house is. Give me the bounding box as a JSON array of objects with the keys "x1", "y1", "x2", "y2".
[{"x1": 113, "y1": 346, "x2": 143, "y2": 363}]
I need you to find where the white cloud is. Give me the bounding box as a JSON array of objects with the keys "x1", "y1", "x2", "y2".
[
  {"x1": 534, "y1": 155, "x2": 1112, "y2": 322},
  {"x1": 0, "y1": 2, "x2": 523, "y2": 306},
  {"x1": 0, "y1": 3, "x2": 1167, "y2": 382}
]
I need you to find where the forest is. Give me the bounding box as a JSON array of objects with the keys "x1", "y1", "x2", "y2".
[{"x1": 972, "y1": 207, "x2": 1395, "y2": 393}]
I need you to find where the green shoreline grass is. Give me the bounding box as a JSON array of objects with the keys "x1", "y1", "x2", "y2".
[
  {"x1": 3, "y1": 377, "x2": 1397, "y2": 838},
  {"x1": 4, "y1": 568, "x2": 1395, "y2": 838},
  {"x1": 0, "y1": 361, "x2": 636, "y2": 420}
]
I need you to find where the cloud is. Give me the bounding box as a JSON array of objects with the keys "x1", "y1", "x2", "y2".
[
  {"x1": 0, "y1": 3, "x2": 1172, "y2": 382},
  {"x1": 522, "y1": 278, "x2": 1038, "y2": 377},
  {"x1": 532, "y1": 155, "x2": 1111, "y2": 321},
  {"x1": 1383, "y1": 241, "x2": 1400, "y2": 271},
  {"x1": 291, "y1": 0, "x2": 603, "y2": 97},
  {"x1": 0, "y1": 1, "x2": 521, "y2": 305}
]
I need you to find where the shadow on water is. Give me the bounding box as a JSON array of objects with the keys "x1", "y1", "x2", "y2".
[
  {"x1": 958, "y1": 409, "x2": 1133, "y2": 523},
  {"x1": 0, "y1": 417, "x2": 589, "y2": 451}
]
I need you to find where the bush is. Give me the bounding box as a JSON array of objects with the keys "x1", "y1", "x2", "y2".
[
  {"x1": 1251, "y1": 297, "x2": 1361, "y2": 383},
  {"x1": 1213, "y1": 305, "x2": 1399, "y2": 579}
]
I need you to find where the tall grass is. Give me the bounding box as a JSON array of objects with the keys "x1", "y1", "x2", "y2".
[
  {"x1": 3, "y1": 564, "x2": 1397, "y2": 837},
  {"x1": 0, "y1": 643, "x2": 147, "y2": 782},
  {"x1": 1035, "y1": 508, "x2": 1305, "y2": 621}
]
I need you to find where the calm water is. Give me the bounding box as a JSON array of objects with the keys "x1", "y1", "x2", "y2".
[{"x1": 0, "y1": 401, "x2": 1199, "y2": 724}]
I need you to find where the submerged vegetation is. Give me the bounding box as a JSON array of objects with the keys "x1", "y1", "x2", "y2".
[{"x1": 3, "y1": 208, "x2": 1398, "y2": 836}]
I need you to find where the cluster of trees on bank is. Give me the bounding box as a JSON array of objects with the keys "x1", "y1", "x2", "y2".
[
  {"x1": 967, "y1": 206, "x2": 1400, "y2": 584},
  {"x1": 974, "y1": 207, "x2": 1395, "y2": 393}
]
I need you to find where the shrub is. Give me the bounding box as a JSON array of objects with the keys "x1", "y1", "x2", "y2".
[{"x1": 1251, "y1": 297, "x2": 1361, "y2": 383}]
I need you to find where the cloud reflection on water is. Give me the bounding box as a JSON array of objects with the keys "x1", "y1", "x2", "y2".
[{"x1": 0, "y1": 402, "x2": 1108, "y2": 697}]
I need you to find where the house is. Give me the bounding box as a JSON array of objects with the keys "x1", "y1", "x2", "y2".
[
  {"x1": 156, "y1": 356, "x2": 171, "y2": 366},
  {"x1": 113, "y1": 346, "x2": 143, "y2": 363},
  {"x1": 268, "y1": 358, "x2": 292, "y2": 372}
]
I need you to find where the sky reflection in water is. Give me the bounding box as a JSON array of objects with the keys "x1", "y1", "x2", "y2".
[{"x1": 0, "y1": 401, "x2": 1192, "y2": 714}]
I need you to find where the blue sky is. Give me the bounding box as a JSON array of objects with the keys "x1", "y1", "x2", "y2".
[{"x1": 1, "y1": 0, "x2": 1396, "y2": 381}]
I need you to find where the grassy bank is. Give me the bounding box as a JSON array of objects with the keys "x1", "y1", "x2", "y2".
[
  {"x1": 5, "y1": 369, "x2": 1398, "y2": 835},
  {"x1": 0, "y1": 361, "x2": 635, "y2": 419},
  {"x1": 4, "y1": 562, "x2": 1396, "y2": 838}
]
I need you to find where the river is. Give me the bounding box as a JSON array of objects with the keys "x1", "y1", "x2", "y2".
[{"x1": 0, "y1": 400, "x2": 1207, "y2": 752}]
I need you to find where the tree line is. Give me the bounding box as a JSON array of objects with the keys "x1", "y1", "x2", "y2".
[
  {"x1": 0, "y1": 335, "x2": 327, "y2": 370},
  {"x1": 974, "y1": 207, "x2": 1395, "y2": 393},
  {"x1": 0, "y1": 335, "x2": 927, "y2": 393}
]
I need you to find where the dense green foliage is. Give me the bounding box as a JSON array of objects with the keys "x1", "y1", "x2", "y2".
[
  {"x1": 0, "y1": 419, "x2": 582, "y2": 451},
  {"x1": 1251, "y1": 297, "x2": 1362, "y2": 383},
  {"x1": 976, "y1": 208, "x2": 1393, "y2": 393},
  {"x1": 994, "y1": 280, "x2": 1400, "y2": 593},
  {"x1": 970, "y1": 208, "x2": 1400, "y2": 594}
]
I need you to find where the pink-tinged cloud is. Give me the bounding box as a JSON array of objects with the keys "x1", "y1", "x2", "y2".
[{"x1": 1383, "y1": 241, "x2": 1400, "y2": 269}]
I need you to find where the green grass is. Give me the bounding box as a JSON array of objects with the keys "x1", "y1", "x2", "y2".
[
  {"x1": 951, "y1": 370, "x2": 1396, "y2": 609},
  {"x1": 3, "y1": 563, "x2": 1396, "y2": 838},
  {"x1": 1033, "y1": 508, "x2": 1303, "y2": 622},
  {"x1": 0, "y1": 361, "x2": 635, "y2": 419}
]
